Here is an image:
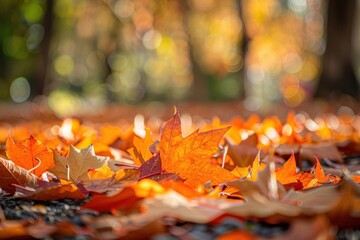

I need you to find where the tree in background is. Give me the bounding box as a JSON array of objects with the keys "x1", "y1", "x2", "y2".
[{"x1": 315, "y1": 0, "x2": 359, "y2": 99}]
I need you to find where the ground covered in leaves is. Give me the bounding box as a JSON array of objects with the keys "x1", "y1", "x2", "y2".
[{"x1": 0, "y1": 103, "x2": 360, "y2": 239}]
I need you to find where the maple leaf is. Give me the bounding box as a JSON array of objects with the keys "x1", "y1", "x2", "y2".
[
  {"x1": 226, "y1": 134, "x2": 260, "y2": 168},
  {"x1": 128, "y1": 128, "x2": 154, "y2": 166},
  {"x1": 275, "y1": 153, "x2": 298, "y2": 186},
  {"x1": 158, "y1": 109, "x2": 237, "y2": 188},
  {"x1": 49, "y1": 145, "x2": 109, "y2": 183},
  {"x1": 230, "y1": 151, "x2": 265, "y2": 181},
  {"x1": 6, "y1": 134, "x2": 54, "y2": 177},
  {"x1": 0, "y1": 157, "x2": 38, "y2": 194},
  {"x1": 87, "y1": 164, "x2": 115, "y2": 179},
  {"x1": 138, "y1": 154, "x2": 182, "y2": 182},
  {"x1": 224, "y1": 162, "x2": 345, "y2": 219},
  {"x1": 83, "y1": 169, "x2": 140, "y2": 193}
]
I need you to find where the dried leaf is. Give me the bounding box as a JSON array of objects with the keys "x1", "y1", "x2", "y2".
[
  {"x1": 301, "y1": 142, "x2": 343, "y2": 163},
  {"x1": 158, "y1": 109, "x2": 237, "y2": 188},
  {"x1": 226, "y1": 134, "x2": 259, "y2": 168},
  {"x1": 6, "y1": 134, "x2": 54, "y2": 177},
  {"x1": 15, "y1": 183, "x2": 87, "y2": 201},
  {"x1": 140, "y1": 190, "x2": 224, "y2": 223},
  {"x1": 49, "y1": 145, "x2": 109, "y2": 183},
  {"x1": 0, "y1": 157, "x2": 38, "y2": 194},
  {"x1": 82, "y1": 169, "x2": 140, "y2": 193}
]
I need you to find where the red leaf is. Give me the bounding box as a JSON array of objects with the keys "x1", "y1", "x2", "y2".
[{"x1": 82, "y1": 186, "x2": 142, "y2": 213}]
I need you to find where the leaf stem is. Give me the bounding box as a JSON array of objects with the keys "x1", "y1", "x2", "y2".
[
  {"x1": 27, "y1": 157, "x2": 41, "y2": 174},
  {"x1": 221, "y1": 145, "x2": 228, "y2": 168},
  {"x1": 138, "y1": 170, "x2": 164, "y2": 181},
  {"x1": 66, "y1": 164, "x2": 70, "y2": 181}
]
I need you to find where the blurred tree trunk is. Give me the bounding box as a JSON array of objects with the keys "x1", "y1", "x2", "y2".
[
  {"x1": 35, "y1": 0, "x2": 54, "y2": 97},
  {"x1": 184, "y1": 2, "x2": 208, "y2": 101},
  {"x1": 239, "y1": 0, "x2": 248, "y2": 100},
  {"x1": 315, "y1": 0, "x2": 359, "y2": 99}
]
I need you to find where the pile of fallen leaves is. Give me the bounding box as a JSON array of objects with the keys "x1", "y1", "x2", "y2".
[{"x1": 0, "y1": 107, "x2": 360, "y2": 239}]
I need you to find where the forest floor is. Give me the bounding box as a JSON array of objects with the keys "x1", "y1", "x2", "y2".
[{"x1": 0, "y1": 99, "x2": 360, "y2": 239}]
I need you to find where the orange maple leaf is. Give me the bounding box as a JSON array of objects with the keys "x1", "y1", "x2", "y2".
[
  {"x1": 276, "y1": 154, "x2": 340, "y2": 190},
  {"x1": 6, "y1": 134, "x2": 54, "y2": 177},
  {"x1": 128, "y1": 128, "x2": 154, "y2": 166},
  {"x1": 275, "y1": 153, "x2": 298, "y2": 185},
  {"x1": 158, "y1": 109, "x2": 237, "y2": 188},
  {"x1": 304, "y1": 158, "x2": 340, "y2": 189}
]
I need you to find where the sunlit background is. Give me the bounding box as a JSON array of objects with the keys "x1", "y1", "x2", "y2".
[{"x1": 0, "y1": 0, "x2": 359, "y2": 115}]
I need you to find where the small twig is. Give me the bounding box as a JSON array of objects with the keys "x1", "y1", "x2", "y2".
[
  {"x1": 66, "y1": 164, "x2": 70, "y2": 181},
  {"x1": 221, "y1": 145, "x2": 228, "y2": 169},
  {"x1": 268, "y1": 152, "x2": 279, "y2": 200},
  {"x1": 27, "y1": 157, "x2": 41, "y2": 174}
]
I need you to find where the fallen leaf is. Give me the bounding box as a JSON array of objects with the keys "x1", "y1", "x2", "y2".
[
  {"x1": 275, "y1": 153, "x2": 298, "y2": 186},
  {"x1": 224, "y1": 164, "x2": 341, "y2": 218},
  {"x1": 231, "y1": 166, "x2": 249, "y2": 178},
  {"x1": 160, "y1": 180, "x2": 203, "y2": 198},
  {"x1": 140, "y1": 190, "x2": 224, "y2": 223},
  {"x1": 82, "y1": 186, "x2": 143, "y2": 213},
  {"x1": 6, "y1": 134, "x2": 54, "y2": 177},
  {"x1": 326, "y1": 178, "x2": 360, "y2": 228},
  {"x1": 97, "y1": 125, "x2": 123, "y2": 146},
  {"x1": 87, "y1": 164, "x2": 114, "y2": 179},
  {"x1": 15, "y1": 183, "x2": 87, "y2": 201},
  {"x1": 49, "y1": 145, "x2": 109, "y2": 183},
  {"x1": 139, "y1": 154, "x2": 161, "y2": 180},
  {"x1": 301, "y1": 142, "x2": 343, "y2": 163},
  {"x1": 82, "y1": 169, "x2": 140, "y2": 193},
  {"x1": 158, "y1": 109, "x2": 237, "y2": 188},
  {"x1": 128, "y1": 128, "x2": 154, "y2": 166},
  {"x1": 0, "y1": 157, "x2": 38, "y2": 194},
  {"x1": 248, "y1": 151, "x2": 266, "y2": 181},
  {"x1": 226, "y1": 134, "x2": 261, "y2": 169}
]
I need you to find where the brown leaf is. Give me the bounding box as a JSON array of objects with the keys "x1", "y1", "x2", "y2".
[
  {"x1": 82, "y1": 169, "x2": 140, "y2": 193},
  {"x1": 0, "y1": 157, "x2": 38, "y2": 194},
  {"x1": 226, "y1": 134, "x2": 260, "y2": 168},
  {"x1": 139, "y1": 190, "x2": 224, "y2": 223},
  {"x1": 49, "y1": 145, "x2": 109, "y2": 183},
  {"x1": 301, "y1": 142, "x2": 343, "y2": 163},
  {"x1": 15, "y1": 183, "x2": 87, "y2": 201}
]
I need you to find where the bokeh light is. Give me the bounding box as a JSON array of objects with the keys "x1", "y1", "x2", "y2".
[
  {"x1": 0, "y1": 0, "x2": 331, "y2": 112},
  {"x1": 10, "y1": 77, "x2": 31, "y2": 103}
]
